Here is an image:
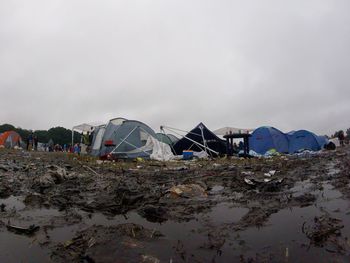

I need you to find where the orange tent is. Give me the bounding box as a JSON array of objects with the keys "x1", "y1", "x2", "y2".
[{"x1": 0, "y1": 131, "x2": 22, "y2": 148}]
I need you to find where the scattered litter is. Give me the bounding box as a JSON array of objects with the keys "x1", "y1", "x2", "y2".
[
  {"x1": 6, "y1": 224, "x2": 40, "y2": 236},
  {"x1": 264, "y1": 170, "x2": 276, "y2": 177},
  {"x1": 141, "y1": 254, "x2": 160, "y2": 263},
  {"x1": 167, "y1": 184, "x2": 207, "y2": 198},
  {"x1": 242, "y1": 171, "x2": 254, "y2": 176}
]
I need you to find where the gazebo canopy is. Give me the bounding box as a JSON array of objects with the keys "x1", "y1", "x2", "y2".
[{"x1": 213, "y1": 127, "x2": 253, "y2": 136}]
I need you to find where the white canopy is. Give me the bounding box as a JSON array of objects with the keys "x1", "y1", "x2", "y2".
[
  {"x1": 71, "y1": 121, "x2": 104, "y2": 145},
  {"x1": 213, "y1": 126, "x2": 253, "y2": 136}
]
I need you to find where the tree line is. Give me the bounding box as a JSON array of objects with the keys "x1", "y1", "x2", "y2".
[{"x1": 0, "y1": 123, "x2": 81, "y2": 146}]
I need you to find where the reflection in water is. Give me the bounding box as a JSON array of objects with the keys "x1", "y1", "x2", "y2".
[{"x1": 0, "y1": 179, "x2": 349, "y2": 262}]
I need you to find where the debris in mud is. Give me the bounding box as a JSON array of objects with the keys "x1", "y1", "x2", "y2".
[
  {"x1": 167, "y1": 184, "x2": 207, "y2": 198},
  {"x1": 141, "y1": 254, "x2": 161, "y2": 263},
  {"x1": 52, "y1": 223, "x2": 163, "y2": 263},
  {"x1": 292, "y1": 193, "x2": 316, "y2": 207},
  {"x1": 302, "y1": 214, "x2": 347, "y2": 253},
  {"x1": 233, "y1": 207, "x2": 278, "y2": 229},
  {"x1": 243, "y1": 176, "x2": 284, "y2": 192},
  {"x1": 6, "y1": 224, "x2": 40, "y2": 236}
]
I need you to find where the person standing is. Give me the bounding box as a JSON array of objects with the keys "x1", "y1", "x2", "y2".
[
  {"x1": 27, "y1": 132, "x2": 33, "y2": 151},
  {"x1": 33, "y1": 135, "x2": 38, "y2": 151},
  {"x1": 338, "y1": 131, "x2": 345, "y2": 147}
]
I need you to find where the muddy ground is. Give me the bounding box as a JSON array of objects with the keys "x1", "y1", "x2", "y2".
[{"x1": 0, "y1": 147, "x2": 350, "y2": 262}]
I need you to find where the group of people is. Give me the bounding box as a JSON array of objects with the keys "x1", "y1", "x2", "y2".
[{"x1": 25, "y1": 132, "x2": 82, "y2": 155}]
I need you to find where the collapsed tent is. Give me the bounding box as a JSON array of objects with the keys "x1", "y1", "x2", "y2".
[
  {"x1": 171, "y1": 123, "x2": 226, "y2": 156},
  {"x1": 155, "y1": 133, "x2": 179, "y2": 146},
  {"x1": 288, "y1": 130, "x2": 328, "y2": 153},
  {"x1": 249, "y1": 126, "x2": 289, "y2": 155},
  {"x1": 90, "y1": 118, "x2": 173, "y2": 160},
  {"x1": 0, "y1": 131, "x2": 22, "y2": 148}
]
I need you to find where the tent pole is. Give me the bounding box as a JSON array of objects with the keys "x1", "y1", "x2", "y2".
[
  {"x1": 117, "y1": 140, "x2": 152, "y2": 156},
  {"x1": 71, "y1": 128, "x2": 74, "y2": 147},
  {"x1": 199, "y1": 125, "x2": 210, "y2": 157},
  {"x1": 162, "y1": 125, "x2": 203, "y2": 138},
  {"x1": 161, "y1": 127, "x2": 177, "y2": 155},
  {"x1": 110, "y1": 126, "x2": 138, "y2": 154}
]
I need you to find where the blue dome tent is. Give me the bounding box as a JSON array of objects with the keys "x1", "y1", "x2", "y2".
[
  {"x1": 249, "y1": 126, "x2": 289, "y2": 154},
  {"x1": 288, "y1": 130, "x2": 327, "y2": 153}
]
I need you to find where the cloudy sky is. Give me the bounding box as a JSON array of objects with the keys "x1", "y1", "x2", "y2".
[{"x1": 0, "y1": 0, "x2": 349, "y2": 135}]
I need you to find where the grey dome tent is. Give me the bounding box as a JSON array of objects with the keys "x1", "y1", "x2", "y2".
[{"x1": 91, "y1": 118, "x2": 158, "y2": 159}]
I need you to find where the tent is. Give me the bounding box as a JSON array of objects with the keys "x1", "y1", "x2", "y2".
[
  {"x1": 91, "y1": 118, "x2": 169, "y2": 159},
  {"x1": 171, "y1": 123, "x2": 226, "y2": 156},
  {"x1": 155, "y1": 133, "x2": 179, "y2": 146},
  {"x1": 249, "y1": 126, "x2": 289, "y2": 154},
  {"x1": 0, "y1": 131, "x2": 22, "y2": 148},
  {"x1": 288, "y1": 130, "x2": 328, "y2": 153}
]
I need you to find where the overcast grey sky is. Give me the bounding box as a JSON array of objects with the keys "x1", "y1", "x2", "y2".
[{"x1": 0, "y1": 0, "x2": 349, "y2": 135}]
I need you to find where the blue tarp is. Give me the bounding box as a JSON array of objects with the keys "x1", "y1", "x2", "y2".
[
  {"x1": 249, "y1": 126, "x2": 289, "y2": 154},
  {"x1": 288, "y1": 130, "x2": 327, "y2": 153}
]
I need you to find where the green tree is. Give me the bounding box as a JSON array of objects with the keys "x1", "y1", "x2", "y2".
[
  {"x1": 0, "y1": 124, "x2": 16, "y2": 133},
  {"x1": 34, "y1": 130, "x2": 49, "y2": 143}
]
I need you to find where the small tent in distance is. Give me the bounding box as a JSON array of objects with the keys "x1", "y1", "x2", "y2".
[
  {"x1": 171, "y1": 123, "x2": 226, "y2": 156},
  {"x1": 288, "y1": 130, "x2": 328, "y2": 153},
  {"x1": 0, "y1": 131, "x2": 22, "y2": 148},
  {"x1": 249, "y1": 126, "x2": 289, "y2": 155}
]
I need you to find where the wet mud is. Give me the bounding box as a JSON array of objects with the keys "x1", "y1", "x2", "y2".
[{"x1": 0, "y1": 147, "x2": 350, "y2": 262}]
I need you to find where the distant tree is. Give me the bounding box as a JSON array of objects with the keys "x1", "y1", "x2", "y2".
[
  {"x1": 15, "y1": 127, "x2": 31, "y2": 141},
  {"x1": 34, "y1": 130, "x2": 49, "y2": 143},
  {"x1": 0, "y1": 124, "x2": 16, "y2": 133},
  {"x1": 47, "y1": 127, "x2": 81, "y2": 145},
  {"x1": 333, "y1": 131, "x2": 341, "y2": 138}
]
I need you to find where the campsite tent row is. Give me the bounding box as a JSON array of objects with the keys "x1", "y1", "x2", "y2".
[
  {"x1": 249, "y1": 126, "x2": 328, "y2": 155},
  {"x1": 73, "y1": 119, "x2": 327, "y2": 159},
  {"x1": 73, "y1": 119, "x2": 227, "y2": 159}
]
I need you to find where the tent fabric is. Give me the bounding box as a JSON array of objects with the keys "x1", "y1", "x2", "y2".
[
  {"x1": 172, "y1": 123, "x2": 226, "y2": 156},
  {"x1": 249, "y1": 126, "x2": 289, "y2": 155},
  {"x1": 155, "y1": 133, "x2": 179, "y2": 145},
  {"x1": 90, "y1": 125, "x2": 106, "y2": 156},
  {"x1": 288, "y1": 130, "x2": 327, "y2": 153},
  {"x1": 149, "y1": 136, "x2": 174, "y2": 161},
  {"x1": 166, "y1": 134, "x2": 179, "y2": 143},
  {"x1": 0, "y1": 131, "x2": 22, "y2": 148},
  {"x1": 213, "y1": 127, "x2": 253, "y2": 136},
  {"x1": 91, "y1": 118, "x2": 158, "y2": 159}
]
